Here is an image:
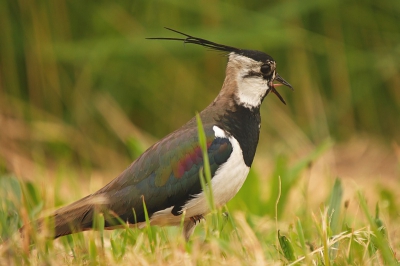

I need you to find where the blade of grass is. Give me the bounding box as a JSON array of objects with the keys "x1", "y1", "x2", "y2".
[
  {"x1": 295, "y1": 217, "x2": 311, "y2": 264},
  {"x1": 327, "y1": 178, "x2": 343, "y2": 261},
  {"x1": 141, "y1": 195, "x2": 155, "y2": 252},
  {"x1": 357, "y1": 191, "x2": 397, "y2": 264},
  {"x1": 196, "y1": 113, "x2": 215, "y2": 212},
  {"x1": 275, "y1": 175, "x2": 282, "y2": 262},
  {"x1": 278, "y1": 230, "x2": 296, "y2": 262},
  {"x1": 89, "y1": 232, "x2": 98, "y2": 265},
  {"x1": 196, "y1": 113, "x2": 220, "y2": 237}
]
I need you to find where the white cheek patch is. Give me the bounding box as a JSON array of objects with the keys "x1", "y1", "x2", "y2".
[{"x1": 236, "y1": 77, "x2": 269, "y2": 108}]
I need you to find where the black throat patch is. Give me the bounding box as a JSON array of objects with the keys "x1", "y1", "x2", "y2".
[{"x1": 215, "y1": 105, "x2": 261, "y2": 167}]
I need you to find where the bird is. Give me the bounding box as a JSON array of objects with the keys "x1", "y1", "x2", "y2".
[{"x1": 21, "y1": 28, "x2": 293, "y2": 241}]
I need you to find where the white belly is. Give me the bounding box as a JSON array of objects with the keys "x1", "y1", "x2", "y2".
[{"x1": 149, "y1": 126, "x2": 249, "y2": 226}]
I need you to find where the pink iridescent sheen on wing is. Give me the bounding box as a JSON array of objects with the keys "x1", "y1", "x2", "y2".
[{"x1": 172, "y1": 141, "x2": 212, "y2": 178}]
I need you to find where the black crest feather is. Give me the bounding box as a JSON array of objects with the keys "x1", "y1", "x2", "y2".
[
  {"x1": 146, "y1": 27, "x2": 241, "y2": 53},
  {"x1": 147, "y1": 28, "x2": 275, "y2": 63}
]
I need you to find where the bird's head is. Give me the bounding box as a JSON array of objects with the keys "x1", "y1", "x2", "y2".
[{"x1": 147, "y1": 28, "x2": 293, "y2": 109}]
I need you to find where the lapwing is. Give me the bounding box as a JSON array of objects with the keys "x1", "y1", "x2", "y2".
[{"x1": 21, "y1": 28, "x2": 293, "y2": 241}]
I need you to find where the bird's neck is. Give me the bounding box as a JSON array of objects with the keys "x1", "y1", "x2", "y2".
[
  {"x1": 192, "y1": 67, "x2": 263, "y2": 167},
  {"x1": 213, "y1": 102, "x2": 261, "y2": 167}
]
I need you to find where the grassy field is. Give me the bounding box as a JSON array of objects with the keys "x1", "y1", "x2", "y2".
[
  {"x1": 1, "y1": 0, "x2": 399, "y2": 264},
  {"x1": 0, "y1": 148, "x2": 399, "y2": 265}
]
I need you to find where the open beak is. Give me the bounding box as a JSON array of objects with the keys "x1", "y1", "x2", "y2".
[
  {"x1": 268, "y1": 73, "x2": 294, "y2": 105},
  {"x1": 275, "y1": 74, "x2": 293, "y2": 90}
]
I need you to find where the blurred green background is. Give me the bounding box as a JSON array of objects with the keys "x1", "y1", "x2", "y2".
[{"x1": 0, "y1": 0, "x2": 399, "y2": 182}]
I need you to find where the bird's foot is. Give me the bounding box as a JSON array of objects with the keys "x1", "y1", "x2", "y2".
[{"x1": 190, "y1": 214, "x2": 204, "y2": 225}]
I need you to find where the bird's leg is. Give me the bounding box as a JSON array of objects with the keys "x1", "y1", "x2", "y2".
[
  {"x1": 183, "y1": 220, "x2": 196, "y2": 242},
  {"x1": 183, "y1": 214, "x2": 205, "y2": 241}
]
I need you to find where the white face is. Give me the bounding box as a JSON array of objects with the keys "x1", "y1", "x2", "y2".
[{"x1": 228, "y1": 53, "x2": 276, "y2": 109}]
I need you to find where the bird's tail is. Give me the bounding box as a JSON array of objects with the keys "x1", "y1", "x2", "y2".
[{"x1": 20, "y1": 194, "x2": 109, "y2": 239}]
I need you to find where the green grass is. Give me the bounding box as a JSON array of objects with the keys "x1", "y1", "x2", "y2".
[{"x1": 1, "y1": 153, "x2": 398, "y2": 265}]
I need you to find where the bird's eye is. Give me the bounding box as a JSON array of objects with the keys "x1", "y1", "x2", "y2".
[{"x1": 260, "y1": 64, "x2": 272, "y2": 75}]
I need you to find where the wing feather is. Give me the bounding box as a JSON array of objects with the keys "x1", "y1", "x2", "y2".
[{"x1": 50, "y1": 123, "x2": 233, "y2": 236}]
